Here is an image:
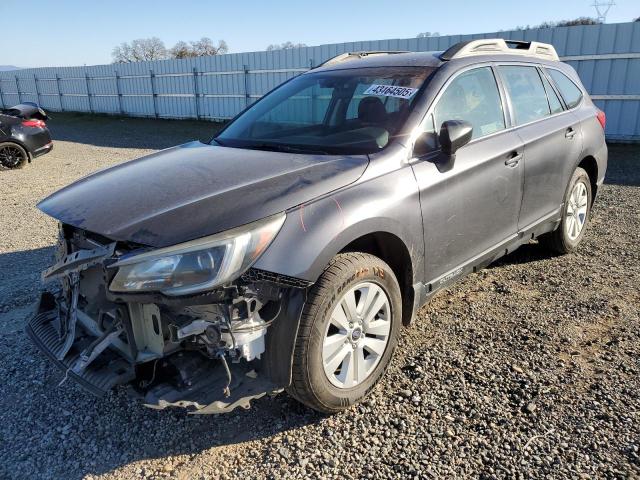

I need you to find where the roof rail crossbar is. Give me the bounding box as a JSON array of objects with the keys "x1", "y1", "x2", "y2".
[
  {"x1": 316, "y1": 51, "x2": 409, "y2": 68},
  {"x1": 440, "y1": 38, "x2": 559, "y2": 62}
]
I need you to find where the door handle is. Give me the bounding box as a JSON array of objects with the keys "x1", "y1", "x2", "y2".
[
  {"x1": 505, "y1": 152, "x2": 522, "y2": 167},
  {"x1": 565, "y1": 127, "x2": 577, "y2": 139}
]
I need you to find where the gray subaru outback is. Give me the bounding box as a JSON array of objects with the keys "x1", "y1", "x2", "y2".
[{"x1": 29, "y1": 39, "x2": 607, "y2": 414}]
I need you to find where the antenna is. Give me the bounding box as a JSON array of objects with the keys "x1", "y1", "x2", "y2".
[{"x1": 591, "y1": 0, "x2": 615, "y2": 23}]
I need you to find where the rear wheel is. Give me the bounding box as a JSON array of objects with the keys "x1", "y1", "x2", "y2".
[
  {"x1": 540, "y1": 167, "x2": 592, "y2": 254},
  {"x1": 0, "y1": 142, "x2": 28, "y2": 169},
  {"x1": 287, "y1": 252, "x2": 401, "y2": 413}
]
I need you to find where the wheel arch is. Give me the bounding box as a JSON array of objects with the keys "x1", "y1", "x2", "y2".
[
  {"x1": 339, "y1": 231, "x2": 415, "y2": 327},
  {"x1": 577, "y1": 155, "x2": 598, "y2": 205}
]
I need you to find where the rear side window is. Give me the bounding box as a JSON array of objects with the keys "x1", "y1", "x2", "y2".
[
  {"x1": 541, "y1": 74, "x2": 564, "y2": 114},
  {"x1": 499, "y1": 66, "x2": 550, "y2": 125},
  {"x1": 433, "y1": 67, "x2": 505, "y2": 139},
  {"x1": 547, "y1": 69, "x2": 583, "y2": 109}
]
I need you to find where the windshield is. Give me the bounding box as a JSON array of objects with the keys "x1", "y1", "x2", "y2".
[{"x1": 214, "y1": 66, "x2": 435, "y2": 155}]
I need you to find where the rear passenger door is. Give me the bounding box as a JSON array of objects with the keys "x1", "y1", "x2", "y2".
[
  {"x1": 497, "y1": 64, "x2": 583, "y2": 230},
  {"x1": 411, "y1": 66, "x2": 524, "y2": 281}
]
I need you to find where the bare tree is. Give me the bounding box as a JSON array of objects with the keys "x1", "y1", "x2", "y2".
[
  {"x1": 266, "y1": 41, "x2": 307, "y2": 51},
  {"x1": 513, "y1": 17, "x2": 601, "y2": 30},
  {"x1": 169, "y1": 41, "x2": 193, "y2": 59},
  {"x1": 191, "y1": 38, "x2": 229, "y2": 56},
  {"x1": 168, "y1": 38, "x2": 229, "y2": 59},
  {"x1": 112, "y1": 37, "x2": 168, "y2": 63}
]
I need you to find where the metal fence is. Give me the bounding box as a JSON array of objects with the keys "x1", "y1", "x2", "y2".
[{"x1": 1, "y1": 21, "x2": 639, "y2": 141}]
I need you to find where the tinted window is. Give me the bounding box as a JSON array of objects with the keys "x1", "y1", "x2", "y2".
[
  {"x1": 434, "y1": 67, "x2": 505, "y2": 140},
  {"x1": 541, "y1": 73, "x2": 564, "y2": 114},
  {"x1": 500, "y1": 66, "x2": 550, "y2": 125},
  {"x1": 547, "y1": 69, "x2": 583, "y2": 109}
]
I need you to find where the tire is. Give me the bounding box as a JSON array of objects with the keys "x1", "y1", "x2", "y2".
[
  {"x1": 287, "y1": 252, "x2": 402, "y2": 413},
  {"x1": 540, "y1": 166, "x2": 592, "y2": 254},
  {"x1": 0, "y1": 142, "x2": 28, "y2": 169}
]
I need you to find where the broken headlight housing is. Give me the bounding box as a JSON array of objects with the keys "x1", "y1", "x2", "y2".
[{"x1": 109, "y1": 213, "x2": 285, "y2": 296}]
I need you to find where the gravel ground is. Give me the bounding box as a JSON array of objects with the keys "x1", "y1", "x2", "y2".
[{"x1": 0, "y1": 113, "x2": 638, "y2": 479}]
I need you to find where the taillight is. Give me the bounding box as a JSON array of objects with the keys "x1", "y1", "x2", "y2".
[
  {"x1": 596, "y1": 109, "x2": 606, "y2": 130},
  {"x1": 22, "y1": 119, "x2": 46, "y2": 128}
]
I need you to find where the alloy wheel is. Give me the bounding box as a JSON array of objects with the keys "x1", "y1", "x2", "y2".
[
  {"x1": 0, "y1": 145, "x2": 25, "y2": 168},
  {"x1": 322, "y1": 281, "x2": 391, "y2": 389},
  {"x1": 565, "y1": 181, "x2": 589, "y2": 240}
]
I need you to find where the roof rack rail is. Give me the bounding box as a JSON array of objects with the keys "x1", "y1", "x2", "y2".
[
  {"x1": 440, "y1": 38, "x2": 559, "y2": 61},
  {"x1": 316, "y1": 51, "x2": 409, "y2": 68}
]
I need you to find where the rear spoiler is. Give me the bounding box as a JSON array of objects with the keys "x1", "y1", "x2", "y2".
[{"x1": 1, "y1": 102, "x2": 48, "y2": 121}]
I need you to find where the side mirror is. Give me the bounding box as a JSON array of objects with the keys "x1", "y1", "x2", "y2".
[
  {"x1": 439, "y1": 119, "x2": 473, "y2": 156},
  {"x1": 434, "y1": 120, "x2": 473, "y2": 172}
]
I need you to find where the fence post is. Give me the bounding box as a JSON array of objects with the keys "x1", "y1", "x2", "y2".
[
  {"x1": 243, "y1": 64, "x2": 250, "y2": 108},
  {"x1": 85, "y1": 73, "x2": 93, "y2": 114},
  {"x1": 55, "y1": 74, "x2": 63, "y2": 111},
  {"x1": 33, "y1": 74, "x2": 41, "y2": 106},
  {"x1": 0, "y1": 79, "x2": 5, "y2": 108},
  {"x1": 114, "y1": 70, "x2": 123, "y2": 115},
  {"x1": 149, "y1": 69, "x2": 158, "y2": 118},
  {"x1": 15, "y1": 76, "x2": 21, "y2": 103},
  {"x1": 192, "y1": 67, "x2": 200, "y2": 120}
]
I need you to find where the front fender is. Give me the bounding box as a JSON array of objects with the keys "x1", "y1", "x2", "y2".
[{"x1": 254, "y1": 163, "x2": 424, "y2": 284}]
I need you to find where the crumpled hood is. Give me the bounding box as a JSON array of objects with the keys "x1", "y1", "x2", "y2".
[{"x1": 37, "y1": 141, "x2": 368, "y2": 247}]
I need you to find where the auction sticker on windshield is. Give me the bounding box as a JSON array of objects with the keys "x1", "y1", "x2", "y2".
[{"x1": 364, "y1": 84, "x2": 418, "y2": 99}]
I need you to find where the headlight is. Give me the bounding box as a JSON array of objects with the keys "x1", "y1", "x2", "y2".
[{"x1": 109, "y1": 213, "x2": 285, "y2": 295}]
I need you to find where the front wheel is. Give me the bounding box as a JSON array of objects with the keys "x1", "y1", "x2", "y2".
[
  {"x1": 287, "y1": 252, "x2": 401, "y2": 413},
  {"x1": 540, "y1": 166, "x2": 592, "y2": 254}
]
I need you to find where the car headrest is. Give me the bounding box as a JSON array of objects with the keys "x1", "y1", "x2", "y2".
[{"x1": 358, "y1": 96, "x2": 386, "y2": 124}]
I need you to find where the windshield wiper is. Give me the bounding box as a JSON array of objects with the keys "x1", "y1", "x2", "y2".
[{"x1": 243, "y1": 143, "x2": 331, "y2": 155}]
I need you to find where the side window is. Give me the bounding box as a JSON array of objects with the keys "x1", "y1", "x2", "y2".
[
  {"x1": 546, "y1": 69, "x2": 583, "y2": 109},
  {"x1": 433, "y1": 67, "x2": 505, "y2": 140},
  {"x1": 499, "y1": 66, "x2": 551, "y2": 125},
  {"x1": 541, "y1": 73, "x2": 564, "y2": 114}
]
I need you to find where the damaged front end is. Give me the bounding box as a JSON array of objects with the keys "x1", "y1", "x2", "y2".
[{"x1": 27, "y1": 218, "x2": 310, "y2": 414}]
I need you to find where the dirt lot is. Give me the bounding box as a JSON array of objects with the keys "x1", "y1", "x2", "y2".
[{"x1": 0, "y1": 113, "x2": 638, "y2": 479}]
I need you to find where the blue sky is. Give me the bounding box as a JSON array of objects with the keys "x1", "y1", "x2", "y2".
[{"x1": 3, "y1": 0, "x2": 637, "y2": 67}]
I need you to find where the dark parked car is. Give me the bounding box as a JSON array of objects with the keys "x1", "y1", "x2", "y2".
[
  {"x1": 0, "y1": 102, "x2": 52, "y2": 168},
  {"x1": 28, "y1": 39, "x2": 607, "y2": 414}
]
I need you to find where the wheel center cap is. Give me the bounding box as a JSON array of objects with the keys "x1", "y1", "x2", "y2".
[{"x1": 351, "y1": 327, "x2": 363, "y2": 341}]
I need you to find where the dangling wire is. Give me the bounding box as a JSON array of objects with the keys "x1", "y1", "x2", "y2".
[{"x1": 217, "y1": 353, "x2": 232, "y2": 397}]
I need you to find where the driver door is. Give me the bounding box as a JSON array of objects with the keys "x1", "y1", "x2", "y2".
[{"x1": 410, "y1": 66, "x2": 524, "y2": 283}]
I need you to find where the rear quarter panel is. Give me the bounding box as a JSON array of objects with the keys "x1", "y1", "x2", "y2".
[
  {"x1": 575, "y1": 104, "x2": 608, "y2": 186},
  {"x1": 555, "y1": 63, "x2": 607, "y2": 184}
]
